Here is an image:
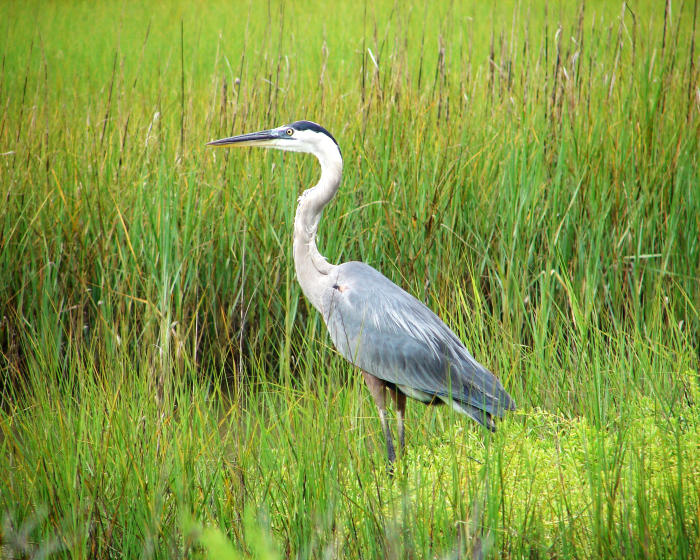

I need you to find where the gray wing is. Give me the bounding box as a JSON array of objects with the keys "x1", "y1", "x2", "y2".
[{"x1": 321, "y1": 262, "x2": 515, "y2": 426}]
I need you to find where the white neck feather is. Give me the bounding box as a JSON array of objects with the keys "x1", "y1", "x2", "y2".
[{"x1": 292, "y1": 143, "x2": 343, "y2": 311}]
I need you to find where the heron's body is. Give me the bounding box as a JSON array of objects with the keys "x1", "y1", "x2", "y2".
[
  {"x1": 209, "y1": 120, "x2": 515, "y2": 463},
  {"x1": 323, "y1": 261, "x2": 512, "y2": 421}
]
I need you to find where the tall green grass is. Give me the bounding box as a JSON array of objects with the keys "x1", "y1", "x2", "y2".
[{"x1": 1, "y1": 0, "x2": 698, "y2": 558}]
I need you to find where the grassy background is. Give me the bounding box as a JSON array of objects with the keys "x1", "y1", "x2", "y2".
[{"x1": 1, "y1": 0, "x2": 698, "y2": 558}]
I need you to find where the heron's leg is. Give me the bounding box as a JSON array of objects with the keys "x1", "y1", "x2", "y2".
[
  {"x1": 361, "y1": 371, "x2": 396, "y2": 464},
  {"x1": 389, "y1": 388, "x2": 407, "y2": 452}
]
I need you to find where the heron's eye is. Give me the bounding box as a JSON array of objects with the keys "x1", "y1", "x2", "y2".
[{"x1": 285, "y1": 128, "x2": 294, "y2": 136}]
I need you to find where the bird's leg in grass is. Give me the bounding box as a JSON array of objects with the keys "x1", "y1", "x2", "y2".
[
  {"x1": 389, "y1": 388, "x2": 406, "y2": 453},
  {"x1": 362, "y1": 370, "x2": 396, "y2": 463}
]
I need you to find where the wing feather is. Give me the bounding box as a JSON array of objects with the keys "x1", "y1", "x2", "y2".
[{"x1": 321, "y1": 262, "x2": 515, "y2": 418}]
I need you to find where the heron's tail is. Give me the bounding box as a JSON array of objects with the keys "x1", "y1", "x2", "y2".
[{"x1": 438, "y1": 397, "x2": 499, "y2": 431}]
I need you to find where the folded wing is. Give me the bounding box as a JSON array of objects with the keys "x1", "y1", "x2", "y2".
[{"x1": 322, "y1": 262, "x2": 515, "y2": 427}]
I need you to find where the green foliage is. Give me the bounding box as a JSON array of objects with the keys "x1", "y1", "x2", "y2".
[
  {"x1": 192, "y1": 507, "x2": 281, "y2": 560},
  {"x1": 1, "y1": 0, "x2": 698, "y2": 558}
]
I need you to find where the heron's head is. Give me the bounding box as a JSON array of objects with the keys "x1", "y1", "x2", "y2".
[{"x1": 207, "y1": 120, "x2": 342, "y2": 164}]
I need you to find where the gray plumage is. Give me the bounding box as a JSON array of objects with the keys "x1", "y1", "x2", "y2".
[
  {"x1": 323, "y1": 261, "x2": 514, "y2": 428},
  {"x1": 208, "y1": 120, "x2": 515, "y2": 463}
]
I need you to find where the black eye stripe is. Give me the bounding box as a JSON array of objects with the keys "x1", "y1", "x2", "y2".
[{"x1": 288, "y1": 120, "x2": 340, "y2": 150}]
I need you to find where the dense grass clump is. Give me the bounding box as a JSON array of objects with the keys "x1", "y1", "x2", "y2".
[{"x1": 1, "y1": 0, "x2": 698, "y2": 558}]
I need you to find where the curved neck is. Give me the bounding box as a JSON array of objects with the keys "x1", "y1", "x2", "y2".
[{"x1": 293, "y1": 149, "x2": 343, "y2": 311}]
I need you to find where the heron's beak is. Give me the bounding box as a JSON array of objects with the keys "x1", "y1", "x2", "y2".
[{"x1": 206, "y1": 128, "x2": 285, "y2": 148}]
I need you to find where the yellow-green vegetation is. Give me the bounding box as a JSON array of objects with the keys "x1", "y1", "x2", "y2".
[{"x1": 1, "y1": 0, "x2": 698, "y2": 558}]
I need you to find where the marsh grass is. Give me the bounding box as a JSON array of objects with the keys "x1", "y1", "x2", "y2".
[{"x1": 1, "y1": 0, "x2": 698, "y2": 558}]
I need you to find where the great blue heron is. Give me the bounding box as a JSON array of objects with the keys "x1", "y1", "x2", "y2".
[{"x1": 208, "y1": 120, "x2": 515, "y2": 463}]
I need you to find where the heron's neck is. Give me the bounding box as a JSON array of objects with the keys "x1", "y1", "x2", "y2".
[{"x1": 293, "y1": 149, "x2": 343, "y2": 311}]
